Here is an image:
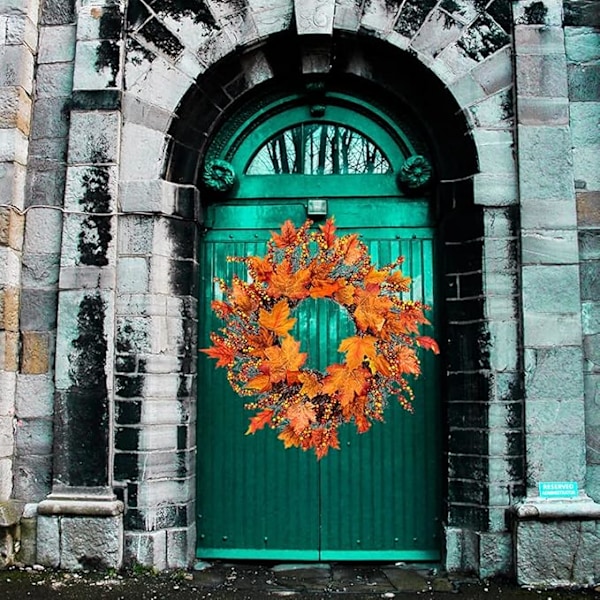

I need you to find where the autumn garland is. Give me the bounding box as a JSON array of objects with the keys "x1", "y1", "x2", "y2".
[{"x1": 201, "y1": 218, "x2": 439, "y2": 458}]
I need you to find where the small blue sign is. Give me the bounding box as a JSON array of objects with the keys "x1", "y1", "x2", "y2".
[{"x1": 538, "y1": 481, "x2": 579, "y2": 499}]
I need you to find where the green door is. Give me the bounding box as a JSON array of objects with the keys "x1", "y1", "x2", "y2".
[{"x1": 197, "y1": 94, "x2": 441, "y2": 561}]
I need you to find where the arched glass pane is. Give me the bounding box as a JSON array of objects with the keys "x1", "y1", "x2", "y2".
[{"x1": 246, "y1": 122, "x2": 392, "y2": 175}]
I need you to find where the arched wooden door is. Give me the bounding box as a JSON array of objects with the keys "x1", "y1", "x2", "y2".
[{"x1": 197, "y1": 91, "x2": 441, "y2": 561}]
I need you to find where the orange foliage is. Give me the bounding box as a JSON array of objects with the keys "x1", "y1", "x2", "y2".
[{"x1": 201, "y1": 217, "x2": 439, "y2": 459}]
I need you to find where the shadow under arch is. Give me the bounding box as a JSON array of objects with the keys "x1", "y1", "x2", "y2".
[{"x1": 168, "y1": 31, "x2": 496, "y2": 549}]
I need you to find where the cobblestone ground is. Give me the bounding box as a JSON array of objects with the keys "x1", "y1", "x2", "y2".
[{"x1": 0, "y1": 563, "x2": 599, "y2": 600}]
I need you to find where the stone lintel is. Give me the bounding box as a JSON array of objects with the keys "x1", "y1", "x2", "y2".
[{"x1": 514, "y1": 496, "x2": 600, "y2": 520}]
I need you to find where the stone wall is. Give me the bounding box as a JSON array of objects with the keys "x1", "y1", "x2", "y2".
[{"x1": 0, "y1": 0, "x2": 598, "y2": 585}]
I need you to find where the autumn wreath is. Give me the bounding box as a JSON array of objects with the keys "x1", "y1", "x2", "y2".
[{"x1": 201, "y1": 218, "x2": 439, "y2": 458}]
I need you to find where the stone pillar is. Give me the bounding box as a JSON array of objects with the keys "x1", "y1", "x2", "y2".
[
  {"x1": 37, "y1": 0, "x2": 124, "y2": 570},
  {"x1": 0, "y1": 0, "x2": 39, "y2": 502},
  {"x1": 513, "y1": 0, "x2": 600, "y2": 586}
]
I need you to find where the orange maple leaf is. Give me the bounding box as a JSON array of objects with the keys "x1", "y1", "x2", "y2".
[
  {"x1": 340, "y1": 234, "x2": 364, "y2": 265},
  {"x1": 319, "y1": 218, "x2": 337, "y2": 248},
  {"x1": 298, "y1": 371, "x2": 322, "y2": 399},
  {"x1": 395, "y1": 345, "x2": 421, "y2": 376},
  {"x1": 322, "y1": 364, "x2": 371, "y2": 407},
  {"x1": 333, "y1": 283, "x2": 356, "y2": 306},
  {"x1": 353, "y1": 285, "x2": 393, "y2": 333},
  {"x1": 386, "y1": 270, "x2": 412, "y2": 292},
  {"x1": 310, "y1": 279, "x2": 343, "y2": 299},
  {"x1": 364, "y1": 267, "x2": 387, "y2": 285},
  {"x1": 258, "y1": 299, "x2": 296, "y2": 336},
  {"x1": 373, "y1": 354, "x2": 392, "y2": 376},
  {"x1": 338, "y1": 335, "x2": 378, "y2": 370},
  {"x1": 271, "y1": 220, "x2": 297, "y2": 248},
  {"x1": 267, "y1": 259, "x2": 311, "y2": 300},
  {"x1": 246, "y1": 329, "x2": 276, "y2": 355},
  {"x1": 264, "y1": 335, "x2": 307, "y2": 383},
  {"x1": 245, "y1": 408, "x2": 274, "y2": 434},
  {"x1": 231, "y1": 277, "x2": 257, "y2": 313},
  {"x1": 277, "y1": 425, "x2": 302, "y2": 448},
  {"x1": 416, "y1": 335, "x2": 440, "y2": 354},
  {"x1": 247, "y1": 255, "x2": 274, "y2": 282},
  {"x1": 245, "y1": 372, "x2": 272, "y2": 393},
  {"x1": 285, "y1": 401, "x2": 317, "y2": 434},
  {"x1": 200, "y1": 336, "x2": 236, "y2": 367},
  {"x1": 210, "y1": 300, "x2": 232, "y2": 319},
  {"x1": 308, "y1": 427, "x2": 340, "y2": 459}
]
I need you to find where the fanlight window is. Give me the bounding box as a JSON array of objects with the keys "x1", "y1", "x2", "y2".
[{"x1": 246, "y1": 122, "x2": 392, "y2": 175}]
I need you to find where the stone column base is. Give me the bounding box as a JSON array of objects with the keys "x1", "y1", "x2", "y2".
[
  {"x1": 37, "y1": 489, "x2": 124, "y2": 570},
  {"x1": 514, "y1": 497, "x2": 600, "y2": 587}
]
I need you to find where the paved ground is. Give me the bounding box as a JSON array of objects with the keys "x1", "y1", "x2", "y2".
[{"x1": 1, "y1": 562, "x2": 598, "y2": 599}]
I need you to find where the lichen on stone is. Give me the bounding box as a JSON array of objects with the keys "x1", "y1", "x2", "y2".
[
  {"x1": 394, "y1": 0, "x2": 437, "y2": 37},
  {"x1": 523, "y1": 1, "x2": 548, "y2": 25},
  {"x1": 457, "y1": 13, "x2": 509, "y2": 62}
]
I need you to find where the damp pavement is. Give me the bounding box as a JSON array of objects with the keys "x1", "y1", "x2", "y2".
[{"x1": 0, "y1": 562, "x2": 598, "y2": 600}]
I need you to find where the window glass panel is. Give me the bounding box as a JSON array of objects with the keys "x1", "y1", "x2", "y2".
[{"x1": 246, "y1": 123, "x2": 392, "y2": 175}]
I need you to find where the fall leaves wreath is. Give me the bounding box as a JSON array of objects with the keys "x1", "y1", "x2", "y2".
[{"x1": 201, "y1": 218, "x2": 439, "y2": 458}]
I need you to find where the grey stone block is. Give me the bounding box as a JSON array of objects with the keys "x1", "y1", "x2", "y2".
[
  {"x1": 124, "y1": 530, "x2": 167, "y2": 569},
  {"x1": 117, "y1": 215, "x2": 154, "y2": 256},
  {"x1": 20, "y1": 288, "x2": 58, "y2": 330},
  {"x1": 15, "y1": 418, "x2": 53, "y2": 455},
  {"x1": 580, "y1": 231, "x2": 600, "y2": 261},
  {"x1": 525, "y1": 346, "x2": 585, "y2": 401},
  {"x1": 582, "y1": 302, "x2": 600, "y2": 336},
  {"x1": 516, "y1": 519, "x2": 600, "y2": 587},
  {"x1": 568, "y1": 63, "x2": 600, "y2": 102},
  {"x1": 167, "y1": 526, "x2": 194, "y2": 568},
  {"x1": 34, "y1": 62, "x2": 74, "y2": 98},
  {"x1": 16, "y1": 374, "x2": 54, "y2": 419},
  {"x1": 517, "y1": 125, "x2": 574, "y2": 201},
  {"x1": 12, "y1": 454, "x2": 53, "y2": 501},
  {"x1": 526, "y1": 433, "x2": 586, "y2": 484},
  {"x1": 41, "y1": 0, "x2": 74, "y2": 26},
  {"x1": 23, "y1": 207, "x2": 63, "y2": 255},
  {"x1": 21, "y1": 253, "x2": 60, "y2": 287},
  {"x1": 524, "y1": 312, "x2": 583, "y2": 347},
  {"x1": 522, "y1": 230, "x2": 579, "y2": 264},
  {"x1": 26, "y1": 167, "x2": 67, "y2": 207},
  {"x1": 17, "y1": 514, "x2": 37, "y2": 565},
  {"x1": 525, "y1": 400, "x2": 585, "y2": 435},
  {"x1": 122, "y1": 93, "x2": 172, "y2": 131},
  {"x1": 38, "y1": 25, "x2": 76, "y2": 63},
  {"x1": 478, "y1": 532, "x2": 512, "y2": 578},
  {"x1": 565, "y1": 28, "x2": 600, "y2": 63},
  {"x1": 581, "y1": 261, "x2": 600, "y2": 301},
  {"x1": 61, "y1": 515, "x2": 123, "y2": 570},
  {"x1": 521, "y1": 198, "x2": 577, "y2": 229},
  {"x1": 517, "y1": 96, "x2": 569, "y2": 125},
  {"x1": 36, "y1": 515, "x2": 60, "y2": 567},
  {"x1": 67, "y1": 111, "x2": 120, "y2": 164},
  {"x1": 30, "y1": 97, "x2": 70, "y2": 140},
  {"x1": 27, "y1": 138, "x2": 68, "y2": 173},
  {"x1": 522, "y1": 265, "x2": 581, "y2": 312}
]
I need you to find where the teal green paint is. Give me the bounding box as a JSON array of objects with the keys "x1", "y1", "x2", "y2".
[{"x1": 197, "y1": 93, "x2": 441, "y2": 561}]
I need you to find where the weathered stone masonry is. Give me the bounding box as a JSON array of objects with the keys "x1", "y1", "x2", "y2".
[{"x1": 0, "y1": 0, "x2": 598, "y2": 587}]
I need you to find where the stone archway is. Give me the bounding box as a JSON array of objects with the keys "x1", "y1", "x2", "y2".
[{"x1": 43, "y1": 0, "x2": 521, "y2": 574}]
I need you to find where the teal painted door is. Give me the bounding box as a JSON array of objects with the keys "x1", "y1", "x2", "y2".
[{"x1": 197, "y1": 198, "x2": 441, "y2": 561}]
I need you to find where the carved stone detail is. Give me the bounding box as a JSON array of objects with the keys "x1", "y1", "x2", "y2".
[{"x1": 294, "y1": 0, "x2": 335, "y2": 36}]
